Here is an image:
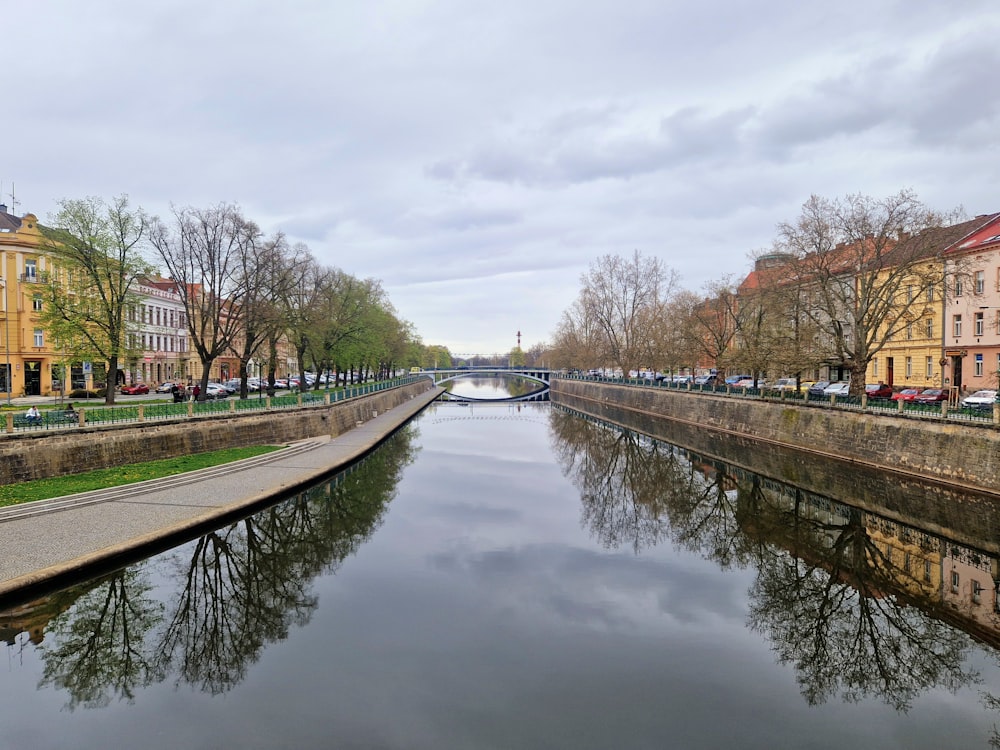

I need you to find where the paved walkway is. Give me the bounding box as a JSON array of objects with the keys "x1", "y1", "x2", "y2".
[{"x1": 0, "y1": 387, "x2": 443, "y2": 600}]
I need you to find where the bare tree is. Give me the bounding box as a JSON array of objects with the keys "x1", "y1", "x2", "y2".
[
  {"x1": 149, "y1": 204, "x2": 256, "y2": 399},
  {"x1": 564, "y1": 251, "x2": 679, "y2": 375},
  {"x1": 774, "y1": 190, "x2": 961, "y2": 396},
  {"x1": 231, "y1": 232, "x2": 294, "y2": 398}
]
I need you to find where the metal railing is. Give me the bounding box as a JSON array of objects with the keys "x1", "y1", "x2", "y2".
[
  {"x1": 3, "y1": 377, "x2": 422, "y2": 435},
  {"x1": 558, "y1": 374, "x2": 1000, "y2": 427}
]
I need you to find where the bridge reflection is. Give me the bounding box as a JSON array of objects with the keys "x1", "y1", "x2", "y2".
[{"x1": 427, "y1": 368, "x2": 551, "y2": 402}]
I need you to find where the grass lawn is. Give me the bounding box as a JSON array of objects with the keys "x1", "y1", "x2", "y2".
[{"x1": 0, "y1": 445, "x2": 283, "y2": 507}]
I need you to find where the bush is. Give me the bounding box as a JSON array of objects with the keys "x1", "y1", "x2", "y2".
[{"x1": 68, "y1": 388, "x2": 107, "y2": 399}]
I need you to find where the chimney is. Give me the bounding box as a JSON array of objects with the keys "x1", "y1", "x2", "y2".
[{"x1": 0, "y1": 203, "x2": 7, "y2": 214}]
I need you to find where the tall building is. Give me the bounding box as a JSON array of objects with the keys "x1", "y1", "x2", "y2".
[{"x1": 0, "y1": 204, "x2": 64, "y2": 397}]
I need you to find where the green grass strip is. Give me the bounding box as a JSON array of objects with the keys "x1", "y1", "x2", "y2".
[{"x1": 0, "y1": 445, "x2": 282, "y2": 507}]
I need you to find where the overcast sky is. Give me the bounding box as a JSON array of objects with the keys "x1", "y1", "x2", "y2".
[{"x1": 5, "y1": 1, "x2": 999, "y2": 356}]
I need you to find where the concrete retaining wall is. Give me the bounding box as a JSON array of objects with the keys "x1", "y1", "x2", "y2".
[
  {"x1": 551, "y1": 378, "x2": 1000, "y2": 494},
  {"x1": 0, "y1": 380, "x2": 435, "y2": 485}
]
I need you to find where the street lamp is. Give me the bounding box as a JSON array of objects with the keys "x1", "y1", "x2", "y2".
[{"x1": 0, "y1": 278, "x2": 10, "y2": 405}]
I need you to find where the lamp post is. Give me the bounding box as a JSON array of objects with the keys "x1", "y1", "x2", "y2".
[{"x1": 0, "y1": 278, "x2": 10, "y2": 405}]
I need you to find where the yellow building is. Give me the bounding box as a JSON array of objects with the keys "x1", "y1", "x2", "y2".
[
  {"x1": 865, "y1": 259, "x2": 944, "y2": 391},
  {"x1": 0, "y1": 206, "x2": 67, "y2": 397},
  {"x1": 865, "y1": 219, "x2": 988, "y2": 392}
]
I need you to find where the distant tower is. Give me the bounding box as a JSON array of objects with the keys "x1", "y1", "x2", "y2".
[{"x1": 517, "y1": 330, "x2": 521, "y2": 349}]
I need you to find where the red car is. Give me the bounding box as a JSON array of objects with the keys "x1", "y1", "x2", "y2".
[
  {"x1": 121, "y1": 383, "x2": 149, "y2": 395},
  {"x1": 891, "y1": 388, "x2": 921, "y2": 402},
  {"x1": 913, "y1": 388, "x2": 948, "y2": 404},
  {"x1": 864, "y1": 383, "x2": 894, "y2": 400}
]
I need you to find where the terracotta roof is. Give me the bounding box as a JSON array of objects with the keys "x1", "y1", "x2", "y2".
[{"x1": 941, "y1": 213, "x2": 1000, "y2": 256}]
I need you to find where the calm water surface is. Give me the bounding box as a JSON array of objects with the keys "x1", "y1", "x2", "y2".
[{"x1": 1, "y1": 400, "x2": 1000, "y2": 749}]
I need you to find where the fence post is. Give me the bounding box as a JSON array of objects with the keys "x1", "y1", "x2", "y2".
[
  {"x1": 138, "y1": 404, "x2": 145, "y2": 423},
  {"x1": 78, "y1": 408, "x2": 85, "y2": 427},
  {"x1": 229, "y1": 399, "x2": 236, "y2": 413},
  {"x1": 898, "y1": 399, "x2": 904, "y2": 414},
  {"x1": 187, "y1": 401, "x2": 194, "y2": 417},
  {"x1": 5, "y1": 413, "x2": 12, "y2": 434}
]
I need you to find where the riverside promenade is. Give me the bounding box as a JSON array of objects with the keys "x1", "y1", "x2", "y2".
[{"x1": 0, "y1": 386, "x2": 444, "y2": 602}]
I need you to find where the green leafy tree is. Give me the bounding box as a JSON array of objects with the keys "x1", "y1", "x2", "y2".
[{"x1": 41, "y1": 196, "x2": 153, "y2": 403}]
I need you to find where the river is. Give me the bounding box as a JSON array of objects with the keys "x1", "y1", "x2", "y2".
[{"x1": 1, "y1": 385, "x2": 1000, "y2": 749}]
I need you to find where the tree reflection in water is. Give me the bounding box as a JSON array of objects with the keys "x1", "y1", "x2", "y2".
[
  {"x1": 28, "y1": 427, "x2": 416, "y2": 707},
  {"x1": 549, "y1": 407, "x2": 981, "y2": 713}
]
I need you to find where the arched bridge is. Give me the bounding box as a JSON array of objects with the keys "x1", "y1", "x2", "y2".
[
  {"x1": 419, "y1": 367, "x2": 551, "y2": 402},
  {"x1": 421, "y1": 367, "x2": 551, "y2": 387}
]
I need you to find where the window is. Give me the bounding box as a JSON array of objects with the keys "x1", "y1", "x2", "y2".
[
  {"x1": 924, "y1": 559, "x2": 932, "y2": 582},
  {"x1": 976, "y1": 271, "x2": 986, "y2": 295},
  {"x1": 906, "y1": 323, "x2": 913, "y2": 340},
  {"x1": 926, "y1": 284, "x2": 934, "y2": 302},
  {"x1": 954, "y1": 315, "x2": 962, "y2": 337},
  {"x1": 32, "y1": 294, "x2": 42, "y2": 312},
  {"x1": 976, "y1": 353, "x2": 984, "y2": 377},
  {"x1": 907, "y1": 285, "x2": 915, "y2": 302},
  {"x1": 973, "y1": 580, "x2": 983, "y2": 605},
  {"x1": 952, "y1": 570, "x2": 960, "y2": 593},
  {"x1": 976, "y1": 312, "x2": 985, "y2": 336},
  {"x1": 955, "y1": 278, "x2": 964, "y2": 296},
  {"x1": 33, "y1": 329, "x2": 43, "y2": 347},
  {"x1": 873, "y1": 360, "x2": 879, "y2": 378},
  {"x1": 905, "y1": 357, "x2": 912, "y2": 377},
  {"x1": 925, "y1": 356, "x2": 933, "y2": 378},
  {"x1": 925, "y1": 318, "x2": 933, "y2": 338}
]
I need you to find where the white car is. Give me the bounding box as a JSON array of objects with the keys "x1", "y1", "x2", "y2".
[
  {"x1": 962, "y1": 389, "x2": 997, "y2": 410},
  {"x1": 823, "y1": 381, "x2": 851, "y2": 396},
  {"x1": 204, "y1": 383, "x2": 229, "y2": 399}
]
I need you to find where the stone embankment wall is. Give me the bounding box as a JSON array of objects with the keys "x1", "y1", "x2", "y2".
[
  {"x1": 0, "y1": 380, "x2": 435, "y2": 485},
  {"x1": 551, "y1": 378, "x2": 1000, "y2": 495}
]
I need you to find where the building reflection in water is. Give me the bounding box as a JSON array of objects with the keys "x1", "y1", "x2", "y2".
[{"x1": 548, "y1": 405, "x2": 1000, "y2": 718}]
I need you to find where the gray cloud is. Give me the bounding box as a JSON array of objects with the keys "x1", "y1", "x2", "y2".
[{"x1": 4, "y1": 0, "x2": 999, "y2": 354}]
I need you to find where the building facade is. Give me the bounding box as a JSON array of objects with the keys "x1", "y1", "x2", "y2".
[
  {"x1": 943, "y1": 213, "x2": 1000, "y2": 394},
  {"x1": 0, "y1": 206, "x2": 64, "y2": 397}
]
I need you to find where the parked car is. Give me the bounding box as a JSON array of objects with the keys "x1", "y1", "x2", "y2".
[
  {"x1": 694, "y1": 374, "x2": 718, "y2": 386},
  {"x1": 807, "y1": 380, "x2": 831, "y2": 396},
  {"x1": 204, "y1": 383, "x2": 229, "y2": 399},
  {"x1": 891, "y1": 388, "x2": 921, "y2": 402},
  {"x1": 864, "y1": 383, "x2": 893, "y2": 400},
  {"x1": 770, "y1": 378, "x2": 799, "y2": 391},
  {"x1": 725, "y1": 375, "x2": 752, "y2": 385},
  {"x1": 155, "y1": 381, "x2": 177, "y2": 394},
  {"x1": 961, "y1": 389, "x2": 997, "y2": 410},
  {"x1": 823, "y1": 381, "x2": 851, "y2": 397},
  {"x1": 913, "y1": 388, "x2": 948, "y2": 404},
  {"x1": 120, "y1": 383, "x2": 149, "y2": 395}
]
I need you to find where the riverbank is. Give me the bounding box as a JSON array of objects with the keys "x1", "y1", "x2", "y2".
[
  {"x1": 0, "y1": 385, "x2": 444, "y2": 603},
  {"x1": 551, "y1": 377, "x2": 1000, "y2": 495}
]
